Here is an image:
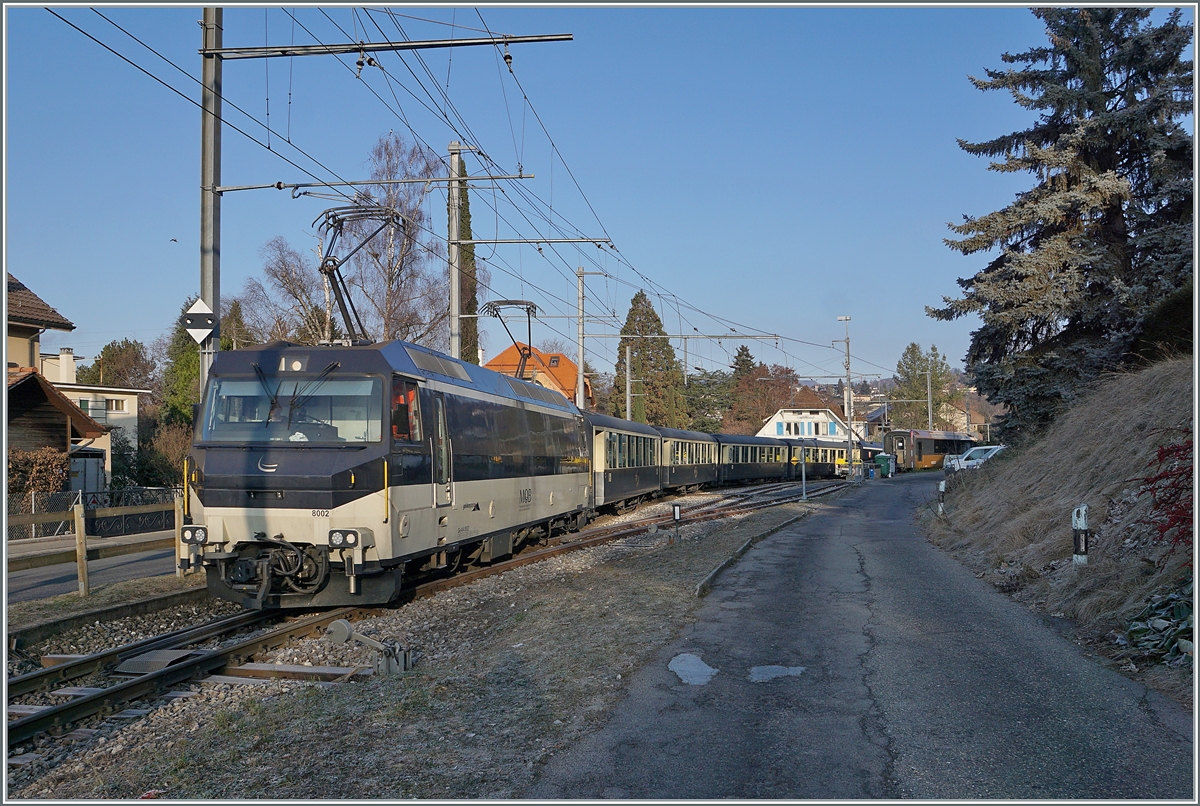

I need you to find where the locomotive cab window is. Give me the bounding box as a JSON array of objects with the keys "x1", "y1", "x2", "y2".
[
  {"x1": 201, "y1": 373, "x2": 383, "y2": 444},
  {"x1": 391, "y1": 377, "x2": 423, "y2": 443}
]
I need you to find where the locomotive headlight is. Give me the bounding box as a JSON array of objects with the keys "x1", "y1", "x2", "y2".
[
  {"x1": 329, "y1": 529, "x2": 359, "y2": 547},
  {"x1": 181, "y1": 526, "x2": 208, "y2": 544}
]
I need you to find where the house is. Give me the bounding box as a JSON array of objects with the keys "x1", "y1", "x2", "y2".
[
  {"x1": 8, "y1": 367, "x2": 107, "y2": 491},
  {"x1": 7, "y1": 273, "x2": 74, "y2": 369},
  {"x1": 483, "y1": 343, "x2": 595, "y2": 408},
  {"x1": 6, "y1": 273, "x2": 144, "y2": 490},
  {"x1": 39, "y1": 348, "x2": 150, "y2": 472},
  {"x1": 940, "y1": 397, "x2": 997, "y2": 443},
  {"x1": 754, "y1": 386, "x2": 867, "y2": 441}
]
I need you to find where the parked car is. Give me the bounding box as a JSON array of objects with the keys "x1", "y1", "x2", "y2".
[{"x1": 944, "y1": 445, "x2": 1006, "y2": 476}]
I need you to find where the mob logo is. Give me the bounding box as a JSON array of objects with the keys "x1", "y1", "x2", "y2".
[
  {"x1": 257, "y1": 456, "x2": 278, "y2": 473},
  {"x1": 518, "y1": 488, "x2": 533, "y2": 508}
]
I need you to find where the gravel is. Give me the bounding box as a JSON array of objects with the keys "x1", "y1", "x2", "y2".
[{"x1": 8, "y1": 493, "x2": 820, "y2": 799}]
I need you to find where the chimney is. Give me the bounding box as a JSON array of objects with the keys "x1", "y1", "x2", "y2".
[{"x1": 60, "y1": 348, "x2": 76, "y2": 384}]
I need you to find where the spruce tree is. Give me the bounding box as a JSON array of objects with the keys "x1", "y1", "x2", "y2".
[
  {"x1": 730, "y1": 345, "x2": 756, "y2": 384},
  {"x1": 159, "y1": 297, "x2": 201, "y2": 426},
  {"x1": 611, "y1": 291, "x2": 688, "y2": 427},
  {"x1": 929, "y1": 8, "x2": 1193, "y2": 440},
  {"x1": 888, "y1": 343, "x2": 955, "y2": 430},
  {"x1": 684, "y1": 369, "x2": 733, "y2": 434}
]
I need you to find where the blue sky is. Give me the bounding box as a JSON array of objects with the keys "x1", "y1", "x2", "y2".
[{"x1": 6, "y1": 6, "x2": 1188, "y2": 384}]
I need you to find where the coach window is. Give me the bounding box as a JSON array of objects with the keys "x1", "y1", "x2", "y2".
[{"x1": 391, "y1": 377, "x2": 422, "y2": 443}]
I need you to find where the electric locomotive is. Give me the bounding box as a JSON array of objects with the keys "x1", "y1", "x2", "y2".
[{"x1": 180, "y1": 339, "x2": 591, "y2": 609}]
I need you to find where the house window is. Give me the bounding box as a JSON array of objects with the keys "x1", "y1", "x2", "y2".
[
  {"x1": 829, "y1": 422, "x2": 837, "y2": 436},
  {"x1": 549, "y1": 356, "x2": 560, "y2": 367},
  {"x1": 106, "y1": 399, "x2": 126, "y2": 412}
]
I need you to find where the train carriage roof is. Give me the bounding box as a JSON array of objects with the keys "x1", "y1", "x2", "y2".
[
  {"x1": 713, "y1": 433, "x2": 789, "y2": 447},
  {"x1": 883, "y1": 429, "x2": 972, "y2": 440},
  {"x1": 209, "y1": 339, "x2": 580, "y2": 414},
  {"x1": 652, "y1": 426, "x2": 719, "y2": 443},
  {"x1": 582, "y1": 411, "x2": 662, "y2": 437}
]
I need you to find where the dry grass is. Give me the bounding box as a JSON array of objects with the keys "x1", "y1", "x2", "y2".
[
  {"x1": 16, "y1": 504, "x2": 815, "y2": 799},
  {"x1": 7, "y1": 573, "x2": 206, "y2": 631},
  {"x1": 926, "y1": 357, "x2": 1193, "y2": 706}
]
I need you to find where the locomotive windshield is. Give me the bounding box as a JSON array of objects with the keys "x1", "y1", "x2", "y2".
[{"x1": 200, "y1": 373, "x2": 384, "y2": 444}]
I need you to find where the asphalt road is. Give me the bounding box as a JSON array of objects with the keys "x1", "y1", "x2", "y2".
[
  {"x1": 528, "y1": 473, "x2": 1194, "y2": 799},
  {"x1": 6, "y1": 548, "x2": 177, "y2": 605}
]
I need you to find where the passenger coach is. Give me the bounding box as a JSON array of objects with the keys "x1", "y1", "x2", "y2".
[
  {"x1": 585, "y1": 412, "x2": 663, "y2": 512},
  {"x1": 657, "y1": 426, "x2": 720, "y2": 492},
  {"x1": 715, "y1": 434, "x2": 790, "y2": 484},
  {"x1": 882, "y1": 429, "x2": 974, "y2": 472}
]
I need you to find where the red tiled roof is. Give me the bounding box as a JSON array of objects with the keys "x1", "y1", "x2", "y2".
[
  {"x1": 484, "y1": 343, "x2": 594, "y2": 405},
  {"x1": 7, "y1": 273, "x2": 75, "y2": 331},
  {"x1": 791, "y1": 386, "x2": 845, "y2": 417}
]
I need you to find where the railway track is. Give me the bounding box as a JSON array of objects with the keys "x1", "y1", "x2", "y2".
[{"x1": 8, "y1": 479, "x2": 842, "y2": 749}]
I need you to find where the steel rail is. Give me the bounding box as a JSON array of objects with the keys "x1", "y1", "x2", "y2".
[
  {"x1": 7, "y1": 611, "x2": 275, "y2": 698},
  {"x1": 418, "y1": 483, "x2": 845, "y2": 597},
  {"x1": 8, "y1": 608, "x2": 359, "y2": 745},
  {"x1": 8, "y1": 482, "x2": 846, "y2": 743}
]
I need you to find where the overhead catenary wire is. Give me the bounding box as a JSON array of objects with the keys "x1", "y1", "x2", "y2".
[{"x1": 109, "y1": 7, "x2": 853, "y2": 376}]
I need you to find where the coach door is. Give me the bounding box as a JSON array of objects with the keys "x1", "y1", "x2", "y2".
[{"x1": 431, "y1": 393, "x2": 452, "y2": 507}]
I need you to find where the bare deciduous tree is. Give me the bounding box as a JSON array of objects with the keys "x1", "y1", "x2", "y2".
[
  {"x1": 344, "y1": 132, "x2": 448, "y2": 348},
  {"x1": 238, "y1": 236, "x2": 335, "y2": 344}
]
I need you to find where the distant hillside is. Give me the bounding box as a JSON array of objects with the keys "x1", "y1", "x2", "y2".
[{"x1": 926, "y1": 356, "x2": 1193, "y2": 706}]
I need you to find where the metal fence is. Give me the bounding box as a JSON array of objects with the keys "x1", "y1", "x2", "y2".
[
  {"x1": 7, "y1": 487, "x2": 181, "y2": 540},
  {"x1": 7, "y1": 490, "x2": 81, "y2": 539}
]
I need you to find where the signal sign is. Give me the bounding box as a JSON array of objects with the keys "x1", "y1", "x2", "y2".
[{"x1": 181, "y1": 299, "x2": 218, "y2": 344}]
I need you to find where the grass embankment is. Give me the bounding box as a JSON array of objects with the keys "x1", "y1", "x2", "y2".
[
  {"x1": 7, "y1": 573, "x2": 207, "y2": 631},
  {"x1": 926, "y1": 357, "x2": 1193, "y2": 707}
]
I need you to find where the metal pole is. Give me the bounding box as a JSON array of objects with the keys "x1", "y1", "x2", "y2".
[
  {"x1": 448, "y1": 141, "x2": 462, "y2": 359},
  {"x1": 199, "y1": 7, "x2": 222, "y2": 394},
  {"x1": 625, "y1": 344, "x2": 632, "y2": 421},
  {"x1": 837, "y1": 316, "x2": 853, "y2": 480},
  {"x1": 801, "y1": 441, "x2": 808, "y2": 500},
  {"x1": 576, "y1": 267, "x2": 585, "y2": 408},
  {"x1": 926, "y1": 366, "x2": 933, "y2": 430}
]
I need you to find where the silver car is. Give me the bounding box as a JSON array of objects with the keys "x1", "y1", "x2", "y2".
[{"x1": 944, "y1": 445, "x2": 1006, "y2": 476}]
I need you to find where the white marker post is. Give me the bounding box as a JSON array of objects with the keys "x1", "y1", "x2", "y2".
[
  {"x1": 1072, "y1": 504, "x2": 1090, "y2": 565},
  {"x1": 938, "y1": 480, "x2": 946, "y2": 515}
]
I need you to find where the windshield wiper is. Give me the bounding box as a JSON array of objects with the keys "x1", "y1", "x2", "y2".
[
  {"x1": 286, "y1": 361, "x2": 340, "y2": 429},
  {"x1": 252, "y1": 363, "x2": 284, "y2": 427}
]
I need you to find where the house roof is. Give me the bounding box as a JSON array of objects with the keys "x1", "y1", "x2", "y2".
[
  {"x1": 484, "y1": 343, "x2": 593, "y2": 405},
  {"x1": 7, "y1": 273, "x2": 75, "y2": 331},
  {"x1": 945, "y1": 397, "x2": 994, "y2": 423},
  {"x1": 790, "y1": 386, "x2": 845, "y2": 417},
  {"x1": 8, "y1": 367, "x2": 106, "y2": 438}
]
